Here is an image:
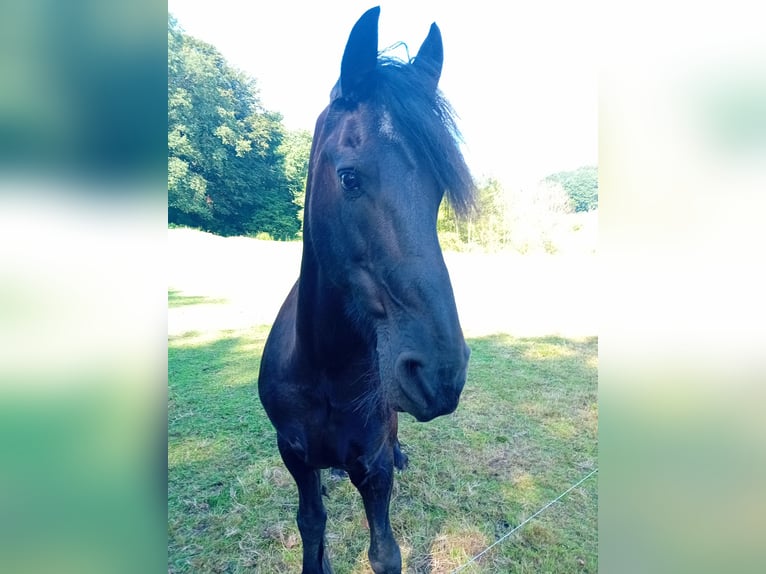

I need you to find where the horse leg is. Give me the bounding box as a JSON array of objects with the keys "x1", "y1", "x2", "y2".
[
  {"x1": 278, "y1": 438, "x2": 333, "y2": 574},
  {"x1": 348, "y1": 459, "x2": 401, "y2": 574},
  {"x1": 391, "y1": 413, "x2": 408, "y2": 471},
  {"x1": 393, "y1": 440, "x2": 408, "y2": 471}
]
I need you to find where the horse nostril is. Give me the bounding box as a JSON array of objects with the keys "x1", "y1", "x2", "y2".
[{"x1": 396, "y1": 354, "x2": 425, "y2": 382}]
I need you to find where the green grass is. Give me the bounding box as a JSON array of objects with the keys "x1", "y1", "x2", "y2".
[
  {"x1": 168, "y1": 329, "x2": 597, "y2": 573},
  {"x1": 169, "y1": 289, "x2": 229, "y2": 308}
]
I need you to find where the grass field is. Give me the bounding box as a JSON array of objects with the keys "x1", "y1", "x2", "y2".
[{"x1": 168, "y1": 229, "x2": 597, "y2": 573}]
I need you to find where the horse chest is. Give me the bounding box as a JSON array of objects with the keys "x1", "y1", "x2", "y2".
[
  {"x1": 283, "y1": 393, "x2": 387, "y2": 470},
  {"x1": 317, "y1": 410, "x2": 371, "y2": 465}
]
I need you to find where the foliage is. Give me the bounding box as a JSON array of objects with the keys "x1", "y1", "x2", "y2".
[
  {"x1": 544, "y1": 166, "x2": 598, "y2": 212},
  {"x1": 438, "y1": 177, "x2": 506, "y2": 248},
  {"x1": 168, "y1": 15, "x2": 307, "y2": 238},
  {"x1": 279, "y1": 129, "x2": 313, "y2": 235},
  {"x1": 438, "y1": 172, "x2": 597, "y2": 255}
]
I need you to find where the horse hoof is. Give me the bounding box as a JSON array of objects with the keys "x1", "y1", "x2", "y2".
[
  {"x1": 394, "y1": 448, "x2": 409, "y2": 471},
  {"x1": 330, "y1": 468, "x2": 348, "y2": 481}
]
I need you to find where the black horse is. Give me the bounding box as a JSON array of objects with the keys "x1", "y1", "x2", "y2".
[{"x1": 258, "y1": 7, "x2": 475, "y2": 573}]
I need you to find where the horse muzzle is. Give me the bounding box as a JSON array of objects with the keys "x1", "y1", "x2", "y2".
[{"x1": 391, "y1": 345, "x2": 469, "y2": 422}]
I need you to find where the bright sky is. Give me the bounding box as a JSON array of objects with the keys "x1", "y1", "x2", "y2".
[{"x1": 168, "y1": 0, "x2": 598, "y2": 190}]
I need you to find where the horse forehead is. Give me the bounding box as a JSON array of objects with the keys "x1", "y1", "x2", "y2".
[
  {"x1": 329, "y1": 105, "x2": 398, "y2": 148},
  {"x1": 336, "y1": 114, "x2": 364, "y2": 148},
  {"x1": 321, "y1": 104, "x2": 416, "y2": 171},
  {"x1": 378, "y1": 109, "x2": 398, "y2": 141}
]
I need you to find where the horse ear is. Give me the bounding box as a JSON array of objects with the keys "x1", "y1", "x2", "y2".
[
  {"x1": 413, "y1": 23, "x2": 443, "y2": 93},
  {"x1": 340, "y1": 6, "x2": 380, "y2": 98}
]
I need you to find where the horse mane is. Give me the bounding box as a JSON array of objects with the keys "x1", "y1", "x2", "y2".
[{"x1": 333, "y1": 56, "x2": 476, "y2": 216}]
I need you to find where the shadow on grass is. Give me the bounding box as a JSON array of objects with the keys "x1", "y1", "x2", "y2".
[
  {"x1": 168, "y1": 289, "x2": 229, "y2": 308},
  {"x1": 168, "y1": 330, "x2": 597, "y2": 573}
]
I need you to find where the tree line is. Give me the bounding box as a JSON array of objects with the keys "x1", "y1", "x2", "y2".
[
  {"x1": 168, "y1": 14, "x2": 597, "y2": 248},
  {"x1": 168, "y1": 15, "x2": 309, "y2": 239},
  {"x1": 438, "y1": 167, "x2": 597, "y2": 253}
]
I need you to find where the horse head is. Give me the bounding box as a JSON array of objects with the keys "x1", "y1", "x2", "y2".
[{"x1": 303, "y1": 6, "x2": 475, "y2": 422}]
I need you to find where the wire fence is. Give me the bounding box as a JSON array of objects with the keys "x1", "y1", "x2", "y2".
[{"x1": 450, "y1": 468, "x2": 599, "y2": 573}]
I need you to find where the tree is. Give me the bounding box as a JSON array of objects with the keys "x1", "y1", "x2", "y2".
[
  {"x1": 473, "y1": 177, "x2": 506, "y2": 248},
  {"x1": 437, "y1": 177, "x2": 508, "y2": 249},
  {"x1": 168, "y1": 15, "x2": 301, "y2": 238},
  {"x1": 279, "y1": 129, "x2": 313, "y2": 234},
  {"x1": 544, "y1": 166, "x2": 598, "y2": 212}
]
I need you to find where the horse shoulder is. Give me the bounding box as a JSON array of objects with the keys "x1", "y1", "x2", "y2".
[{"x1": 258, "y1": 283, "x2": 304, "y2": 410}]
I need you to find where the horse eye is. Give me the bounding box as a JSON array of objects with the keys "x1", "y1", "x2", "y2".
[{"x1": 338, "y1": 170, "x2": 360, "y2": 192}]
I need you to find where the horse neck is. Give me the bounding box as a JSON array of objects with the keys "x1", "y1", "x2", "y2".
[
  {"x1": 293, "y1": 111, "x2": 375, "y2": 375},
  {"x1": 295, "y1": 238, "x2": 373, "y2": 371}
]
